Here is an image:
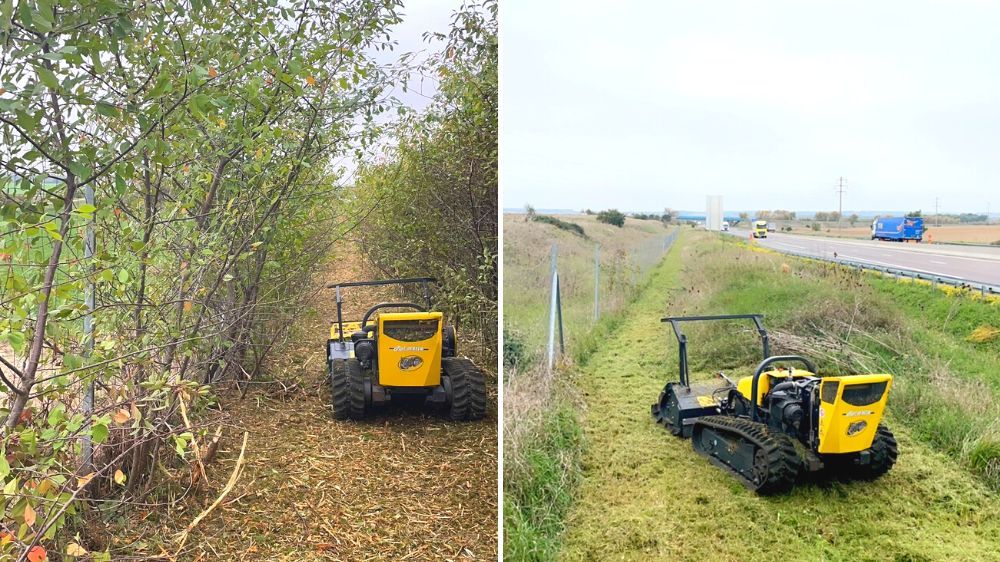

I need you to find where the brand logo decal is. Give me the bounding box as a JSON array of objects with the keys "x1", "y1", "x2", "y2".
[
  {"x1": 399, "y1": 355, "x2": 423, "y2": 371},
  {"x1": 390, "y1": 346, "x2": 429, "y2": 352},
  {"x1": 842, "y1": 410, "x2": 873, "y2": 417}
]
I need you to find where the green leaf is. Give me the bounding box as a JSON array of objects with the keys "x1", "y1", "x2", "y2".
[
  {"x1": 45, "y1": 228, "x2": 62, "y2": 241},
  {"x1": 63, "y1": 353, "x2": 83, "y2": 371},
  {"x1": 148, "y1": 73, "x2": 171, "y2": 97},
  {"x1": 1, "y1": 0, "x2": 13, "y2": 34},
  {"x1": 91, "y1": 423, "x2": 109, "y2": 444},
  {"x1": 117, "y1": 269, "x2": 129, "y2": 283},
  {"x1": 69, "y1": 161, "x2": 90, "y2": 179},
  {"x1": 0, "y1": 451, "x2": 9, "y2": 480},
  {"x1": 95, "y1": 102, "x2": 119, "y2": 117},
  {"x1": 34, "y1": 65, "x2": 59, "y2": 89},
  {"x1": 76, "y1": 203, "x2": 97, "y2": 214},
  {"x1": 4, "y1": 331, "x2": 25, "y2": 353}
]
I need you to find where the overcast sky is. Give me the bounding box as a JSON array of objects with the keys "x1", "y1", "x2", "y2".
[
  {"x1": 376, "y1": 0, "x2": 458, "y2": 113},
  {"x1": 500, "y1": 0, "x2": 1000, "y2": 214}
]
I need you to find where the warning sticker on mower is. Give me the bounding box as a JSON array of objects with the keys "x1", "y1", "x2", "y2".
[{"x1": 697, "y1": 396, "x2": 717, "y2": 407}]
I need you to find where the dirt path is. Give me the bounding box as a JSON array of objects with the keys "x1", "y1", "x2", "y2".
[
  {"x1": 115, "y1": 250, "x2": 498, "y2": 560},
  {"x1": 558, "y1": 235, "x2": 1000, "y2": 562}
]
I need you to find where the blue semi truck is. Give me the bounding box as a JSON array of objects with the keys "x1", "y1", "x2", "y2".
[{"x1": 871, "y1": 216, "x2": 924, "y2": 242}]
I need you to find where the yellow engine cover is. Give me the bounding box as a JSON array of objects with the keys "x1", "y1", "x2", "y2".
[
  {"x1": 817, "y1": 374, "x2": 892, "y2": 454},
  {"x1": 376, "y1": 311, "x2": 443, "y2": 388}
]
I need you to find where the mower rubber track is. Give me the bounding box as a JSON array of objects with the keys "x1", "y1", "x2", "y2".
[{"x1": 691, "y1": 416, "x2": 801, "y2": 495}]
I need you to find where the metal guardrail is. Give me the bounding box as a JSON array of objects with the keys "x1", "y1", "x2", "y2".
[{"x1": 722, "y1": 232, "x2": 1000, "y2": 296}]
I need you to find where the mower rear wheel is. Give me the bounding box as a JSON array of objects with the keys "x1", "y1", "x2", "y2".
[
  {"x1": 330, "y1": 358, "x2": 367, "y2": 420},
  {"x1": 852, "y1": 425, "x2": 898, "y2": 480},
  {"x1": 345, "y1": 358, "x2": 368, "y2": 419},
  {"x1": 329, "y1": 359, "x2": 351, "y2": 420},
  {"x1": 443, "y1": 357, "x2": 487, "y2": 421}
]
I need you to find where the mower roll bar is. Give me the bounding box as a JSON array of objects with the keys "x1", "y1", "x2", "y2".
[
  {"x1": 326, "y1": 277, "x2": 436, "y2": 343},
  {"x1": 748, "y1": 355, "x2": 817, "y2": 422},
  {"x1": 661, "y1": 314, "x2": 771, "y2": 387},
  {"x1": 360, "y1": 302, "x2": 427, "y2": 332}
]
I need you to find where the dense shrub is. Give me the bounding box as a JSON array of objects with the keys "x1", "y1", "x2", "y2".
[
  {"x1": 503, "y1": 326, "x2": 529, "y2": 369},
  {"x1": 353, "y1": 2, "x2": 497, "y2": 361},
  {"x1": 534, "y1": 214, "x2": 586, "y2": 237},
  {"x1": 596, "y1": 209, "x2": 626, "y2": 227},
  {"x1": 0, "y1": 1, "x2": 398, "y2": 555}
]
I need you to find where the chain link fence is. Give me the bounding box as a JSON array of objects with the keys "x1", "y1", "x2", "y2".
[{"x1": 504, "y1": 227, "x2": 679, "y2": 372}]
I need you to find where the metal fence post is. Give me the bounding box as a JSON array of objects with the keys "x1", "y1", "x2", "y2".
[
  {"x1": 556, "y1": 274, "x2": 564, "y2": 353},
  {"x1": 593, "y1": 244, "x2": 600, "y2": 321},
  {"x1": 81, "y1": 184, "x2": 95, "y2": 473},
  {"x1": 547, "y1": 244, "x2": 559, "y2": 372}
]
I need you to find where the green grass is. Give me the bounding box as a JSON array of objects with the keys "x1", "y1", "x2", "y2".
[
  {"x1": 504, "y1": 402, "x2": 584, "y2": 560},
  {"x1": 502, "y1": 215, "x2": 677, "y2": 561},
  {"x1": 558, "y1": 232, "x2": 1000, "y2": 561}
]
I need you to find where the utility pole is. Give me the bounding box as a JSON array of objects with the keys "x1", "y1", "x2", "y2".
[
  {"x1": 934, "y1": 197, "x2": 940, "y2": 227},
  {"x1": 836, "y1": 177, "x2": 846, "y2": 229}
]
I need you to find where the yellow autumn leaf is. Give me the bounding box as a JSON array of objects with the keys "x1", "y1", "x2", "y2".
[
  {"x1": 112, "y1": 408, "x2": 131, "y2": 424},
  {"x1": 35, "y1": 479, "x2": 52, "y2": 495},
  {"x1": 23, "y1": 502, "x2": 36, "y2": 526},
  {"x1": 183, "y1": 300, "x2": 193, "y2": 313},
  {"x1": 66, "y1": 542, "x2": 88, "y2": 556},
  {"x1": 217, "y1": 118, "x2": 227, "y2": 129},
  {"x1": 131, "y1": 403, "x2": 142, "y2": 423},
  {"x1": 77, "y1": 472, "x2": 95, "y2": 488},
  {"x1": 114, "y1": 469, "x2": 127, "y2": 486}
]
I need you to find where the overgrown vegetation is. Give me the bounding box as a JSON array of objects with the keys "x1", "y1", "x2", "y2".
[
  {"x1": 353, "y1": 1, "x2": 497, "y2": 362},
  {"x1": 596, "y1": 208, "x2": 625, "y2": 227},
  {"x1": 503, "y1": 214, "x2": 675, "y2": 560},
  {"x1": 0, "y1": 1, "x2": 433, "y2": 557},
  {"x1": 533, "y1": 214, "x2": 586, "y2": 237}
]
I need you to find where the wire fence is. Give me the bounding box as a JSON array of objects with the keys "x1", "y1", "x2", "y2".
[{"x1": 543, "y1": 229, "x2": 680, "y2": 370}]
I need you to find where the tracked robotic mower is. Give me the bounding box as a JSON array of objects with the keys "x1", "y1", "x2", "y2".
[
  {"x1": 651, "y1": 314, "x2": 897, "y2": 494},
  {"x1": 326, "y1": 277, "x2": 486, "y2": 421}
]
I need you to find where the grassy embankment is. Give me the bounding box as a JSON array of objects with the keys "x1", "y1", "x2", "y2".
[
  {"x1": 558, "y1": 231, "x2": 1000, "y2": 561},
  {"x1": 502, "y1": 213, "x2": 677, "y2": 560}
]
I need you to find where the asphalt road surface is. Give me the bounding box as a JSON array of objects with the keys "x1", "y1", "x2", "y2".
[{"x1": 728, "y1": 229, "x2": 1000, "y2": 287}]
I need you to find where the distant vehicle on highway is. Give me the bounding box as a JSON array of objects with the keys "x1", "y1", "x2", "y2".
[
  {"x1": 722, "y1": 221, "x2": 730, "y2": 231},
  {"x1": 766, "y1": 222, "x2": 776, "y2": 232},
  {"x1": 753, "y1": 220, "x2": 768, "y2": 238},
  {"x1": 871, "y1": 216, "x2": 924, "y2": 242}
]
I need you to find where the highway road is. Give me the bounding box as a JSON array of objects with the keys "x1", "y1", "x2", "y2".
[{"x1": 728, "y1": 229, "x2": 1000, "y2": 288}]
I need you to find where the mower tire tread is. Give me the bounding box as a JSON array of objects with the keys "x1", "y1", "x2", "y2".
[
  {"x1": 443, "y1": 357, "x2": 487, "y2": 421},
  {"x1": 329, "y1": 359, "x2": 350, "y2": 420}
]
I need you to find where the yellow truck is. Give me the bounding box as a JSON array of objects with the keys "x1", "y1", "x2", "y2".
[{"x1": 753, "y1": 220, "x2": 768, "y2": 238}]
